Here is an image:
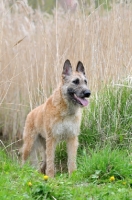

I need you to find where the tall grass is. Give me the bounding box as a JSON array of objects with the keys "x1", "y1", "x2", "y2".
[
  {"x1": 80, "y1": 77, "x2": 132, "y2": 150},
  {"x1": 0, "y1": 1, "x2": 132, "y2": 141}
]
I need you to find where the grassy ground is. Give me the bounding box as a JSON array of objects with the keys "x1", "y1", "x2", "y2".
[{"x1": 0, "y1": 147, "x2": 132, "y2": 200}]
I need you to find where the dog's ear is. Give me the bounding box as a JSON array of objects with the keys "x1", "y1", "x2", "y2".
[
  {"x1": 62, "y1": 59, "x2": 72, "y2": 76},
  {"x1": 76, "y1": 61, "x2": 85, "y2": 75}
]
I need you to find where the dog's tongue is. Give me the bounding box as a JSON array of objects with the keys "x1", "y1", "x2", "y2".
[{"x1": 74, "y1": 94, "x2": 88, "y2": 106}]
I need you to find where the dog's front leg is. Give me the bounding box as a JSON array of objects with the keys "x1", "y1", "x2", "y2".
[
  {"x1": 67, "y1": 136, "x2": 78, "y2": 175},
  {"x1": 46, "y1": 137, "x2": 56, "y2": 177}
]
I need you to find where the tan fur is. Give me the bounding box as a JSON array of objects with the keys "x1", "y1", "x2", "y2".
[{"x1": 22, "y1": 60, "x2": 90, "y2": 177}]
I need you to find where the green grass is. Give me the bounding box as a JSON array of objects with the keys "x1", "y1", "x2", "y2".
[
  {"x1": 27, "y1": 0, "x2": 121, "y2": 13},
  {"x1": 78, "y1": 147, "x2": 132, "y2": 182},
  {"x1": 80, "y1": 79, "x2": 132, "y2": 150},
  {"x1": 0, "y1": 146, "x2": 132, "y2": 200}
]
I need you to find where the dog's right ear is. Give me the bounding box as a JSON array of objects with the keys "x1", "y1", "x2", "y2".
[{"x1": 62, "y1": 60, "x2": 72, "y2": 76}]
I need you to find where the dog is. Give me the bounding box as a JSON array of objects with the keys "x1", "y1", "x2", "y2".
[{"x1": 22, "y1": 59, "x2": 91, "y2": 177}]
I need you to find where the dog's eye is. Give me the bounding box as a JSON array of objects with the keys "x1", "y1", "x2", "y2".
[
  {"x1": 84, "y1": 80, "x2": 87, "y2": 85},
  {"x1": 73, "y1": 78, "x2": 80, "y2": 85}
]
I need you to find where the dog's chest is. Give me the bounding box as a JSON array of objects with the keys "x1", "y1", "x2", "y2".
[{"x1": 52, "y1": 116, "x2": 80, "y2": 140}]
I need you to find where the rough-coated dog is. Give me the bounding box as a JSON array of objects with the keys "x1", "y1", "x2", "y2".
[{"x1": 22, "y1": 59, "x2": 91, "y2": 177}]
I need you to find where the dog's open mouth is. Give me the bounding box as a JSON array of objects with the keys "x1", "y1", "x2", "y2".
[{"x1": 73, "y1": 94, "x2": 88, "y2": 107}]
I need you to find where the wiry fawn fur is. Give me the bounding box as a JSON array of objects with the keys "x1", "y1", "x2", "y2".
[{"x1": 22, "y1": 60, "x2": 91, "y2": 177}]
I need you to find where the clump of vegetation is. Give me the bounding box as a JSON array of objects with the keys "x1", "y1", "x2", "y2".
[
  {"x1": 78, "y1": 146, "x2": 132, "y2": 183},
  {"x1": 80, "y1": 78, "x2": 132, "y2": 150}
]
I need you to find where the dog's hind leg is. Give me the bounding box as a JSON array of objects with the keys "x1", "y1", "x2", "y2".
[
  {"x1": 22, "y1": 130, "x2": 37, "y2": 165},
  {"x1": 39, "y1": 136, "x2": 46, "y2": 174}
]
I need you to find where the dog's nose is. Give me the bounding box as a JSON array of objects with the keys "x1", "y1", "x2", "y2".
[{"x1": 84, "y1": 90, "x2": 91, "y2": 98}]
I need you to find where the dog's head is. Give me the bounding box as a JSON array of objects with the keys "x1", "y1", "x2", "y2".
[{"x1": 61, "y1": 59, "x2": 91, "y2": 107}]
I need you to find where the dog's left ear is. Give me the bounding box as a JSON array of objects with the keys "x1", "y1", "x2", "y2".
[{"x1": 76, "y1": 61, "x2": 85, "y2": 75}]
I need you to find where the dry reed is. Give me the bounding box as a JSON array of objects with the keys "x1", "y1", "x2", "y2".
[{"x1": 0, "y1": 1, "x2": 132, "y2": 141}]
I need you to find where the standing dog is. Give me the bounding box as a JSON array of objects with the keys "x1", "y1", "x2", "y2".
[{"x1": 22, "y1": 60, "x2": 91, "y2": 177}]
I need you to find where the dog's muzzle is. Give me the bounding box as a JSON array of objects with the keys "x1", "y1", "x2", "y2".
[{"x1": 67, "y1": 88, "x2": 91, "y2": 107}]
